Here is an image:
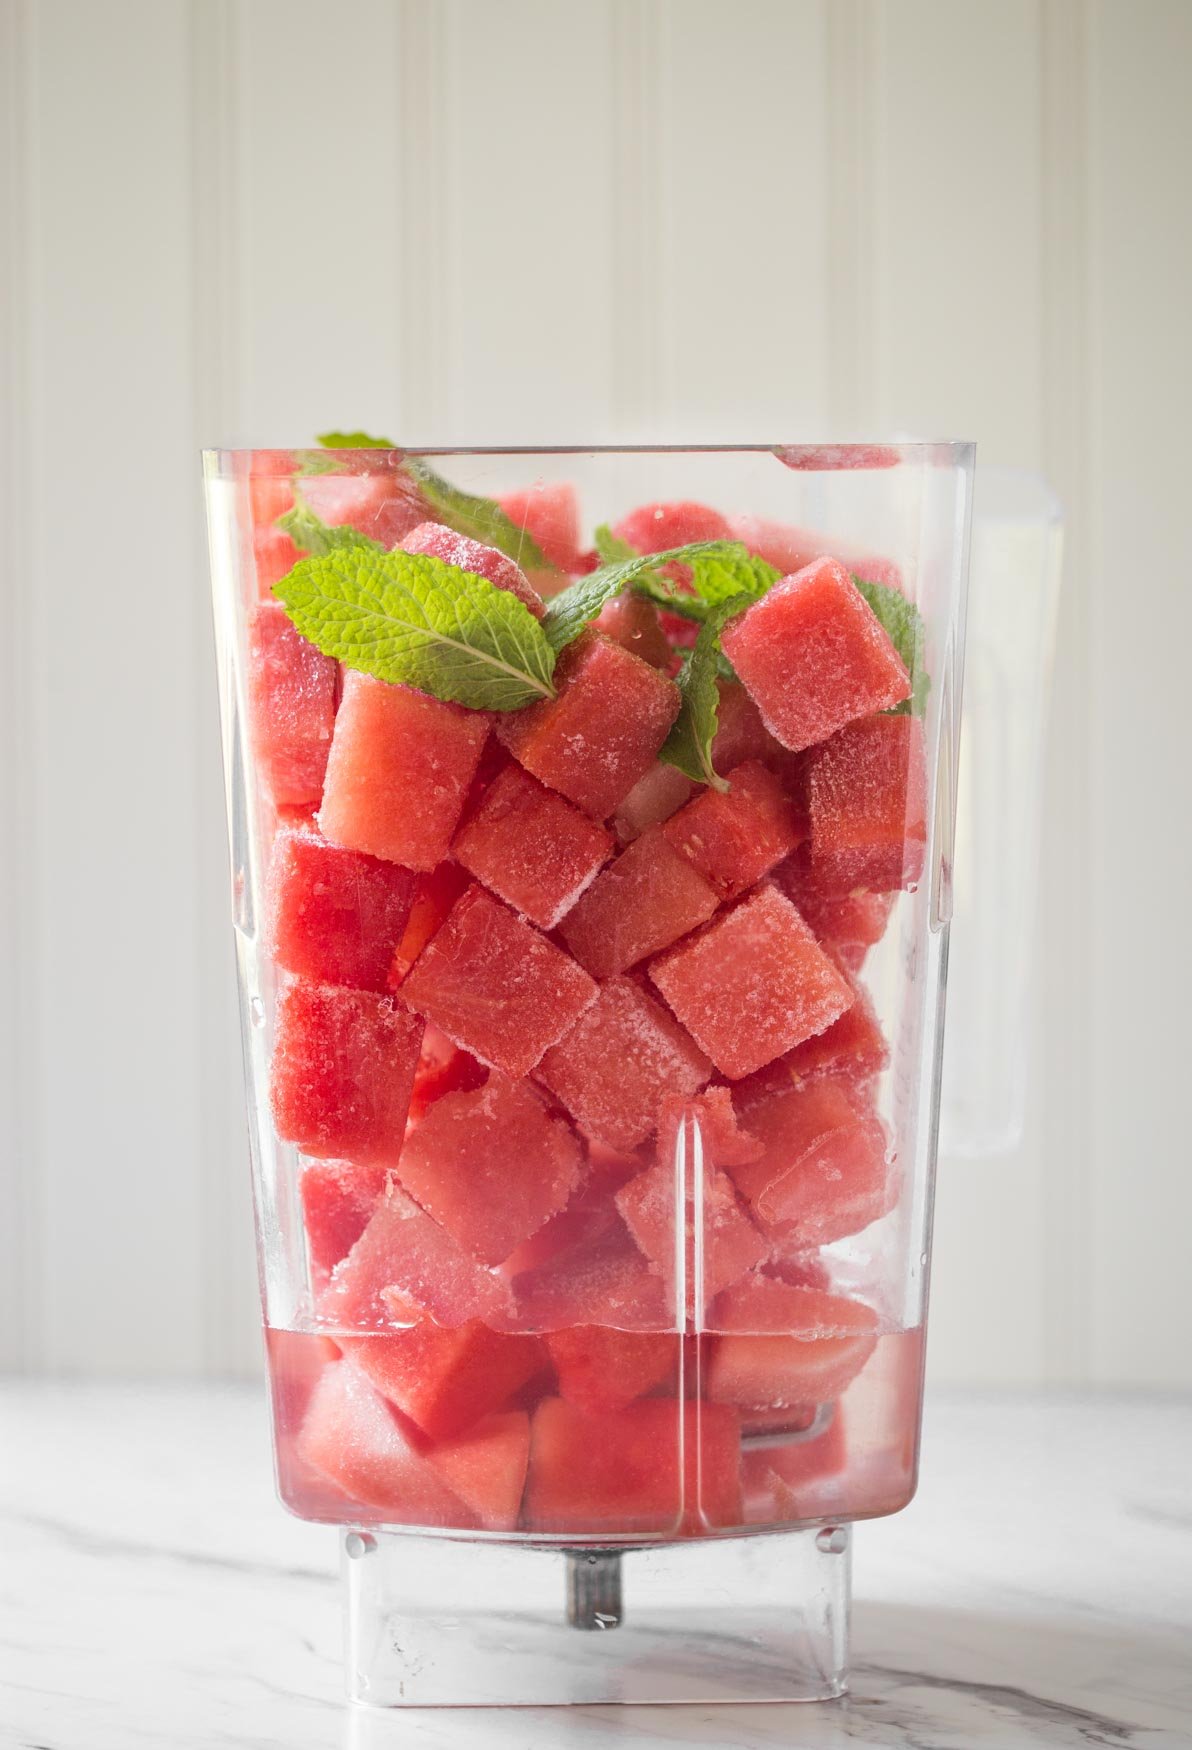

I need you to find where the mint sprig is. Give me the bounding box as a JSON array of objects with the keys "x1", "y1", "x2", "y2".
[
  {"x1": 852, "y1": 575, "x2": 929, "y2": 714},
  {"x1": 274, "y1": 546, "x2": 557, "y2": 710},
  {"x1": 316, "y1": 430, "x2": 394, "y2": 449},
  {"x1": 402, "y1": 458, "x2": 551, "y2": 572},
  {"x1": 593, "y1": 524, "x2": 637, "y2": 565},
  {"x1": 276, "y1": 496, "x2": 384, "y2": 558},
  {"x1": 543, "y1": 540, "x2": 765, "y2": 652},
  {"x1": 657, "y1": 595, "x2": 754, "y2": 791}
]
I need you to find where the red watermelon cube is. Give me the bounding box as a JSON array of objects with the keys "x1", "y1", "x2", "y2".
[
  {"x1": 706, "y1": 1280, "x2": 878, "y2": 1409},
  {"x1": 426, "y1": 1409, "x2": 531, "y2": 1531},
  {"x1": 496, "y1": 480, "x2": 583, "y2": 574},
  {"x1": 452, "y1": 763, "x2": 613, "y2": 930},
  {"x1": 616, "y1": 1156, "x2": 767, "y2": 1312},
  {"x1": 270, "y1": 978, "x2": 423, "y2": 1166},
  {"x1": 649, "y1": 886, "x2": 853, "y2": 1080},
  {"x1": 741, "y1": 1410, "x2": 848, "y2": 1524},
  {"x1": 730, "y1": 1077, "x2": 892, "y2": 1242},
  {"x1": 545, "y1": 1326, "x2": 678, "y2": 1415},
  {"x1": 660, "y1": 760, "x2": 803, "y2": 899},
  {"x1": 343, "y1": 1321, "x2": 545, "y2": 1441},
  {"x1": 407, "y1": 1024, "x2": 487, "y2": 1122},
  {"x1": 300, "y1": 1159, "x2": 388, "y2": 1281},
  {"x1": 612, "y1": 761, "x2": 696, "y2": 844},
  {"x1": 301, "y1": 469, "x2": 428, "y2": 549},
  {"x1": 497, "y1": 632, "x2": 680, "y2": 820},
  {"x1": 611, "y1": 500, "x2": 733, "y2": 554},
  {"x1": 524, "y1": 1396, "x2": 742, "y2": 1535},
  {"x1": 319, "y1": 673, "x2": 490, "y2": 872},
  {"x1": 401, "y1": 520, "x2": 546, "y2": 619},
  {"x1": 537, "y1": 975, "x2": 711, "y2": 1152},
  {"x1": 246, "y1": 602, "x2": 338, "y2": 806},
  {"x1": 710, "y1": 679, "x2": 784, "y2": 773},
  {"x1": 769, "y1": 980, "x2": 888, "y2": 1089},
  {"x1": 720, "y1": 558, "x2": 910, "y2": 751},
  {"x1": 394, "y1": 1075, "x2": 582, "y2": 1267},
  {"x1": 656, "y1": 1085, "x2": 763, "y2": 1171},
  {"x1": 253, "y1": 525, "x2": 302, "y2": 596},
  {"x1": 265, "y1": 828, "x2": 416, "y2": 992},
  {"x1": 805, "y1": 713, "x2": 928, "y2": 895},
  {"x1": 594, "y1": 594, "x2": 675, "y2": 669},
  {"x1": 776, "y1": 857, "x2": 895, "y2": 970},
  {"x1": 399, "y1": 886, "x2": 597, "y2": 1076},
  {"x1": 729, "y1": 513, "x2": 905, "y2": 593},
  {"x1": 558, "y1": 829, "x2": 720, "y2": 978},
  {"x1": 508, "y1": 1198, "x2": 671, "y2": 1333},
  {"x1": 388, "y1": 862, "x2": 472, "y2": 987}
]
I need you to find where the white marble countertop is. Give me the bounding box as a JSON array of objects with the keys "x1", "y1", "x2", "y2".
[{"x1": 1, "y1": 1383, "x2": 1189, "y2": 1749}]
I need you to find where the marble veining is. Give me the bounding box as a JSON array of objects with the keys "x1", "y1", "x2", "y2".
[{"x1": 1, "y1": 1385, "x2": 1189, "y2": 1749}]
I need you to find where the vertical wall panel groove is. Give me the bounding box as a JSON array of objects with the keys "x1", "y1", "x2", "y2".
[
  {"x1": 609, "y1": 0, "x2": 665, "y2": 435},
  {"x1": 397, "y1": 0, "x2": 446, "y2": 438},
  {"x1": 825, "y1": 0, "x2": 876, "y2": 433}
]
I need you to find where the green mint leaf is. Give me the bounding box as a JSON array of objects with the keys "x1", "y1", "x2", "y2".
[
  {"x1": 317, "y1": 430, "x2": 395, "y2": 449},
  {"x1": 593, "y1": 523, "x2": 637, "y2": 565},
  {"x1": 402, "y1": 457, "x2": 550, "y2": 572},
  {"x1": 276, "y1": 496, "x2": 384, "y2": 559},
  {"x1": 274, "y1": 546, "x2": 558, "y2": 711},
  {"x1": 687, "y1": 546, "x2": 780, "y2": 606},
  {"x1": 852, "y1": 574, "x2": 930, "y2": 714},
  {"x1": 542, "y1": 541, "x2": 733, "y2": 653},
  {"x1": 630, "y1": 572, "x2": 709, "y2": 622},
  {"x1": 658, "y1": 594, "x2": 754, "y2": 791}
]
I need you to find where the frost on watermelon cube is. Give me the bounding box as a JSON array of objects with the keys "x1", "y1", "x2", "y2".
[
  {"x1": 558, "y1": 829, "x2": 719, "y2": 978},
  {"x1": 297, "y1": 1360, "x2": 476, "y2": 1527},
  {"x1": 767, "y1": 979, "x2": 888, "y2": 1089},
  {"x1": 300, "y1": 1159, "x2": 388, "y2": 1281},
  {"x1": 507, "y1": 1193, "x2": 670, "y2": 1333},
  {"x1": 612, "y1": 761, "x2": 695, "y2": 844},
  {"x1": 270, "y1": 978, "x2": 424, "y2": 1166},
  {"x1": 496, "y1": 480, "x2": 583, "y2": 574},
  {"x1": 319, "y1": 672, "x2": 490, "y2": 872},
  {"x1": 497, "y1": 631, "x2": 680, "y2": 820},
  {"x1": 388, "y1": 862, "x2": 472, "y2": 987},
  {"x1": 545, "y1": 1325, "x2": 677, "y2": 1415},
  {"x1": 537, "y1": 975, "x2": 711, "y2": 1153},
  {"x1": 452, "y1": 763, "x2": 613, "y2": 930},
  {"x1": 594, "y1": 594, "x2": 675, "y2": 670},
  {"x1": 649, "y1": 886, "x2": 853, "y2": 1081},
  {"x1": 616, "y1": 1155, "x2": 767, "y2": 1312},
  {"x1": 730, "y1": 1077, "x2": 892, "y2": 1242},
  {"x1": 524, "y1": 1396, "x2": 742, "y2": 1535},
  {"x1": 706, "y1": 1280, "x2": 878, "y2": 1410},
  {"x1": 720, "y1": 557, "x2": 910, "y2": 752},
  {"x1": 425, "y1": 1409, "x2": 531, "y2": 1531},
  {"x1": 805, "y1": 713, "x2": 928, "y2": 895},
  {"x1": 660, "y1": 760, "x2": 803, "y2": 899},
  {"x1": 343, "y1": 1321, "x2": 545, "y2": 1441},
  {"x1": 394, "y1": 1074, "x2": 583, "y2": 1266},
  {"x1": 776, "y1": 856, "x2": 895, "y2": 970},
  {"x1": 408, "y1": 1024, "x2": 487, "y2": 1122},
  {"x1": 401, "y1": 520, "x2": 546, "y2": 619},
  {"x1": 399, "y1": 886, "x2": 597, "y2": 1077},
  {"x1": 729, "y1": 513, "x2": 905, "y2": 593},
  {"x1": 265, "y1": 828, "x2": 416, "y2": 992},
  {"x1": 321, "y1": 1179, "x2": 516, "y2": 1329},
  {"x1": 301, "y1": 469, "x2": 428, "y2": 549},
  {"x1": 246, "y1": 602, "x2": 338, "y2": 807},
  {"x1": 656, "y1": 1085, "x2": 763, "y2": 1170}
]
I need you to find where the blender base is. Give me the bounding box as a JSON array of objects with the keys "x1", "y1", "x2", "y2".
[{"x1": 342, "y1": 1524, "x2": 850, "y2": 1706}]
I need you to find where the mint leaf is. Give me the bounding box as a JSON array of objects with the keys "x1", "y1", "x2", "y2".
[
  {"x1": 658, "y1": 595, "x2": 754, "y2": 791},
  {"x1": 593, "y1": 523, "x2": 637, "y2": 565},
  {"x1": 277, "y1": 496, "x2": 384, "y2": 559},
  {"x1": 688, "y1": 545, "x2": 779, "y2": 606},
  {"x1": 274, "y1": 546, "x2": 557, "y2": 711},
  {"x1": 317, "y1": 430, "x2": 394, "y2": 449},
  {"x1": 402, "y1": 457, "x2": 550, "y2": 572},
  {"x1": 542, "y1": 541, "x2": 736, "y2": 653},
  {"x1": 852, "y1": 574, "x2": 929, "y2": 714}
]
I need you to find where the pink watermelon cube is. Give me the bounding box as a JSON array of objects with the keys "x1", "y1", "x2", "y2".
[
  {"x1": 388, "y1": 862, "x2": 472, "y2": 987},
  {"x1": 660, "y1": 760, "x2": 803, "y2": 899},
  {"x1": 265, "y1": 827, "x2": 416, "y2": 992},
  {"x1": 393, "y1": 1075, "x2": 583, "y2": 1267},
  {"x1": 497, "y1": 631, "x2": 680, "y2": 820},
  {"x1": 710, "y1": 679, "x2": 784, "y2": 773},
  {"x1": 407, "y1": 1024, "x2": 487, "y2": 1122},
  {"x1": 297, "y1": 1360, "x2": 476, "y2": 1527},
  {"x1": 452, "y1": 763, "x2": 613, "y2": 930},
  {"x1": 545, "y1": 1326, "x2": 678, "y2": 1415},
  {"x1": 776, "y1": 856, "x2": 896, "y2": 969},
  {"x1": 558, "y1": 829, "x2": 720, "y2": 978},
  {"x1": 649, "y1": 886, "x2": 854, "y2": 1080},
  {"x1": 496, "y1": 481, "x2": 583, "y2": 574},
  {"x1": 593, "y1": 594, "x2": 675, "y2": 669},
  {"x1": 770, "y1": 979, "x2": 888, "y2": 1088},
  {"x1": 507, "y1": 1197, "x2": 670, "y2": 1333},
  {"x1": 524, "y1": 1396, "x2": 742, "y2": 1535},
  {"x1": 612, "y1": 761, "x2": 696, "y2": 844},
  {"x1": 616, "y1": 1157, "x2": 767, "y2": 1310},
  {"x1": 729, "y1": 514, "x2": 905, "y2": 592},
  {"x1": 399, "y1": 885, "x2": 597, "y2": 1077},
  {"x1": 720, "y1": 558, "x2": 911, "y2": 751},
  {"x1": 401, "y1": 520, "x2": 546, "y2": 619},
  {"x1": 805, "y1": 713, "x2": 928, "y2": 894},
  {"x1": 537, "y1": 976, "x2": 711, "y2": 1153},
  {"x1": 319, "y1": 672, "x2": 489, "y2": 872},
  {"x1": 301, "y1": 469, "x2": 428, "y2": 548},
  {"x1": 611, "y1": 500, "x2": 733, "y2": 553},
  {"x1": 300, "y1": 1159, "x2": 388, "y2": 1281},
  {"x1": 253, "y1": 524, "x2": 302, "y2": 596},
  {"x1": 706, "y1": 1280, "x2": 878, "y2": 1409},
  {"x1": 246, "y1": 602, "x2": 338, "y2": 806},
  {"x1": 321, "y1": 1179, "x2": 516, "y2": 1329},
  {"x1": 426, "y1": 1409, "x2": 531, "y2": 1532},
  {"x1": 656, "y1": 1086, "x2": 763, "y2": 1171},
  {"x1": 270, "y1": 978, "x2": 424, "y2": 1166},
  {"x1": 730, "y1": 1077, "x2": 892, "y2": 1242},
  {"x1": 343, "y1": 1321, "x2": 545, "y2": 1441}
]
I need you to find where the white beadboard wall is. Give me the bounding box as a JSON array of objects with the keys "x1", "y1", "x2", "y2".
[{"x1": 1, "y1": 0, "x2": 1189, "y2": 1384}]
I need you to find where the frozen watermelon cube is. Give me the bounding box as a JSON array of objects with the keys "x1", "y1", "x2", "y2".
[
  {"x1": 616, "y1": 1155, "x2": 767, "y2": 1311},
  {"x1": 253, "y1": 524, "x2": 302, "y2": 596},
  {"x1": 612, "y1": 761, "x2": 696, "y2": 844},
  {"x1": 265, "y1": 827, "x2": 416, "y2": 992},
  {"x1": 660, "y1": 760, "x2": 803, "y2": 899},
  {"x1": 297, "y1": 1360, "x2": 476, "y2": 1526},
  {"x1": 611, "y1": 500, "x2": 733, "y2": 553},
  {"x1": 730, "y1": 1077, "x2": 892, "y2": 1242},
  {"x1": 426, "y1": 1409, "x2": 531, "y2": 1531},
  {"x1": 497, "y1": 631, "x2": 680, "y2": 820},
  {"x1": 770, "y1": 979, "x2": 888, "y2": 1088},
  {"x1": 805, "y1": 713, "x2": 928, "y2": 894},
  {"x1": 394, "y1": 1075, "x2": 583, "y2": 1266},
  {"x1": 558, "y1": 829, "x2": 720, "y2": 978},
  {"x1": 776, "y1": 856, "x2": 895, "y2": 969},
  {"x1": 546, "y1": 1326, "x2": 678, "y2": 1415},
  {"x1": 496, "y1": 480, "x2": 583, "y2": 574},
  {"x1": 321, "y1": 1179, "x2": 516, "y2": 1329},
  {"x1": 408, "y1": 1024, "x2": 487, "y2": 1122},
  {"x1": 720, "y1": 557, "x2": 911, "y2": 751},
  {"x1": 452, "y1": 763, "x2": 613, "y2": 930},
  {"x1": 343, "y1": 1321, "x2": 544, "y2": 1441},
  {"x1": 537, "y1": 976, "x2": 711, "y2": 1153},
  {"x1": 301, "y1": 469, "x2": 428, "y2": 548},
  {"x1": 300, "y1": 1159, "x2": 388, "y2": 1281},
  {"x1": 656, "y1": 1085, "x2": 763, "y2": 1170},
  {"x1": 399, "y1": 886, "x2": 597, "y2": 1076},
  {"x1": 729, "y1": 513, "x2": 905, "y2": 593},
  {"x1": 319, "y1": 673, "x2": 489, "y2": 872},
  {"x1": 741, "y1": 1411, "x2": 849, "y2": 1526},
  {"x1": 706, "y1": 1280, "x2": 878, "y2": 1409},
  {"x1": 524, "y1": 1396, "x2": 742, "y2": 1534},
  {"x1": 402, "y1": 520, "x2": 546, "y2": 619},
  {"x1": 271, "y1": 977, "x2": 424, "y2": 1166},
  {"x1": 649, "y1": 885, "x2": 853, "y2": 1080},
  {"x1": 594, "y1": 594, "x2": 675, "y2": 669},
  {"x1": 507, "y1": 1194, "x2": 670, "y2": 1333},
  {"x1": 246, "y1": 602, "x2": 338, "y2": 806},
  {"x1": 710, "y1": 679, "x2": 784, "y2": 773},
  {"x1": 388, "y1": 862, "x2": 472, "y2": 987}
]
